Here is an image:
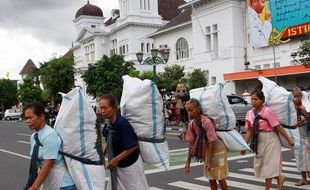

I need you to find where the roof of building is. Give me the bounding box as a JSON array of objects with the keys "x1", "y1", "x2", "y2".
[
  {"x1": 154, "y1": 9, "x2": 191, "y2": 34},
  {"x1": 19, "y1": 59, "x2": 37, "y2": 75},
  {"x1": 75, "y1": 1, "x2": 103, "y2": 19},
  {"x1": 63, "y1": 50, "x2": 74, "y2": 58},
  {"x1": 159, "y1": 0, "x2": 186, "y2": 21},
  {"x1": 105, "y1": 10, "x2": 120, "y2": 26}
]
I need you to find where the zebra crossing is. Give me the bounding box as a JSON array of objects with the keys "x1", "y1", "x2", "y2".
[{"x1": 148, "y1": 157, "x2": 310, "y2": 190}]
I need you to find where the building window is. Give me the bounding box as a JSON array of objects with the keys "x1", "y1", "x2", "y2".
[
  {"x1": 119, "y1": 44, "x2": 127, "y2": 55},
  {"x1": 140, "y1": 0, "x2": 150, "y2": 10},
  {"x1": 141, "y1": 43, "x2": 145, "y2": 52},
  {"x1": 85, "y1": 43, "x2": 95, "y2": 63},
  {"x1": 263, "y1": 64, "x2": 270, "y2": 69},
  {"x1": 274, "y1": 62, "x2": 280, "y2": 68},
  {"x1": 175, "y1": 38, "x2": 189, "y2": 60},
  {"x1": 91, "y1": 25, "x2": 96, "y2": 28},
  {"x1": 110, "y1": 39, "x2": 118, "y2": 55},
  {"x1": 122, "y1": 0, "x2": 129, "y2": 14},
  {"x1": 146, "y1": 43, "x2": 150, "y2": 53},
  {"x1": 254, "y1": 65, "x2": 261, "y2": 70},
  {"x1": 211, "y1": 76, "x2": 216, "y2": 85},
  {"x1": 205, "y1": 24, "x2": 219, "y2": 58}
]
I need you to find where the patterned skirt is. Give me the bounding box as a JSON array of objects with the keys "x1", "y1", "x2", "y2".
[
  {"x1": 294, "y1": 122, "x2": 310, "y2": 172},
  {"x1": 204, "y1": 138, "x2": 228, "y2": 180}
]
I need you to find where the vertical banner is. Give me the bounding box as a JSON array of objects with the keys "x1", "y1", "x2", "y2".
[{"x1": 247, "y1": 0, "x2": 310, "y2": 48}]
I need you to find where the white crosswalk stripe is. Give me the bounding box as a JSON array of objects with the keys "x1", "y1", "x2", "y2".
[
  {"x1": 150, "y1": 161, "x2": 309, "y2": 190},
  {"x1": 168, "y1": 181, "x2": 211, "y2": 190}
]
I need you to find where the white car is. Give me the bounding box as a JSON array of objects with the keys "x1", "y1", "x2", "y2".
[{"x1": 4, "y1": 109, "x2": 22, "y2": 120}]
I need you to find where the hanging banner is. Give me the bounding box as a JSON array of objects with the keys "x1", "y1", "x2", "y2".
[{"x1": 247, "y1": 0, "x2": 310, "y2": 48}]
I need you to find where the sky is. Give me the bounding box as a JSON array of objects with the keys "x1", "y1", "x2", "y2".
[{"x1": 0, "y1": 0, "x2": 119, "y2": 80}]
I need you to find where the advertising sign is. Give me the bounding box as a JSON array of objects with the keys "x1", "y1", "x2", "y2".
[{"x1": 247, "y1": 0, "x2": 310, "y2": 48}]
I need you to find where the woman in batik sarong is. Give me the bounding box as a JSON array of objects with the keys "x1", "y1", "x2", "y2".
[
  {"x1": 99, "y1": 94, "x2": 148, "y2": 190},
  {"x1": 241, "y1": 90, "x2": 294, "y2": 190},
  {"x1": 185, "y1": 98, "x2": 228, "y2": 190},
  {"x1": 292, "y1": 88, "x2": 310, "y2": 186}
]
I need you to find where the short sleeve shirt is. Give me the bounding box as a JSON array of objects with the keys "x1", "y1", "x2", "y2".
[
  {"x1": 102, "y1": 113, "x2": 139, "y2": 168},
  {"x1": 30, "y1": 125, "x2": 74, "y2": 187},
  {"x1": 186, "y1": 115, "x2": 218, "y2": 154},
  {"x1": 245, "y1": 106, "x2": 279, "y2": 132}
]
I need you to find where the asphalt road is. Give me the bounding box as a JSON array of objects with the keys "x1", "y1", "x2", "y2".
[{"x1": 0, "y1": 121, "x2": 308, "y2": 190}]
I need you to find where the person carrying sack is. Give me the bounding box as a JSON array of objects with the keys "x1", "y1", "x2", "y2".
[
  {"x1": 292, "y1": 88, "x2": 310, "y2": 186},
  {"x1": 99, "y1": 94, "x2": 149, "y2": 190},
  {"x1": 241, "y1": 90, "x2": 294, "y2": 190},
  {"x1": 185, "y1": 98, "x2": 228, "y2": 190},
  {"x1": 23, "y1": 102, "x2": 75, "y2": 190}
]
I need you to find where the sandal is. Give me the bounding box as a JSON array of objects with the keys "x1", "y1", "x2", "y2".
[
  {"x1": 295, "y1": 180, "x2": 308, "y2": 186},
  {"x1": 277, "y1": 175, "x2": 286, "y2": 190}
]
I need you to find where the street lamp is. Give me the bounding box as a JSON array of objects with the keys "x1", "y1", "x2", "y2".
[{"x1": 136, "y1": 48, "x2": 170, "y2": 84}]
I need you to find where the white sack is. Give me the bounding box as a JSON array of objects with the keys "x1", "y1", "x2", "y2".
[
  {"x1": 120, "y1": 75, "x2": 169, "y2": 169},
  {"x1": 216, "y1": 130, "x2": 251, "y2": 152},
  {"x1": 302, "y1": 91, "x2": 310, "y2": 112},
  {"x1": 189, "y1": 84, "x2": 236, "y2": 130},
  {"x1": 120, "y1": 75, "x2": 165, "y2": 140},
  {"x1": 278, "y1": 128, "x2": 300, "y2": 149},
  {"x1": 54, "y1": 88, "x2": 106, "y2": 189},
  {"x1": 65, "y1": 158, "x2": 106, "y2": 190},
  {"x1": 139, "y1": 141, "x2": 169, "y2": 170},
  {"x1": 258, "y1": 77, "x2": 297, "y2": 127}
]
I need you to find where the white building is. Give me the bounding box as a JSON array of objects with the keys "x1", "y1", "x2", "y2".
[
  {"x1": 72, "y1": 0, "x2": 185, "y2": 102},
  {"x1": 150, "y1": 0, "x2": 310, "y2": 95},
  {"x1": 72, "y1": 0, "x2": 310, "y2": 98}
]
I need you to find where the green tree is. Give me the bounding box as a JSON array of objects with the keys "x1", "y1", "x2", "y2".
[
  {"x1": 39, "y1": 57, "x2": 75, "y2": 104},
  {"x1": 298, "y1": 40, "x2": 310, "y2": 64},
  {"x1": 18, "y1": 77, "x2": 42, "y2": 105},
  {"x1": 0, "y1": 79, "x2": 18, "y2": 109},
  {"x1": 187, "y1": 69, "x2": 208, "y2": 90},
  {"x1": 138, "y1": 70, "x2": 153, "y2": 80},
  {"x1": 157, "y1": 64, "x2": 185, "y2": 92},
  {"x1": 82, "y1": 54, "x2": 136, "y2": 100}
]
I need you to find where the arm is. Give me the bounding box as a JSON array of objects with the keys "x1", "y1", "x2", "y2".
[
  {"x1": 241, "y1": 127, "x2": 253, "y2": 155},
  {"x1": 300, "y1": 105, "x2": 310, "y2": 120},
  {"x1": 275, "y1": 125, "x2": 294, "y2": 146},
  {"x1": 28, "y1": 159, "x2": 54, "y2": 190},
  {"x1": 107, "y1": 145, "x2": 139, "y2": 169},
  {"x1": 185, "y1": 143, "x2": 192, "y2": 174}
]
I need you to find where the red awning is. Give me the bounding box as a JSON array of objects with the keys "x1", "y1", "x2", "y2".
[{"x1": 224, "y1": 65, "x2": 310, "y2": 81}]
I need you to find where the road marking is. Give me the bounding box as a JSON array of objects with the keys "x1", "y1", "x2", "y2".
[
  {"x1": 145, "y1": 162, "x2": 202, "y2": 174},
  {"x1": 16, "y1": 133, "x2": 31, "y2": 137},
  {"x1": 197, "y1": 176, "x2": 265, "y2": 189},
  {"x1": 0, "y1": 148, "x2": 30, "y2": 159},
  {"x1": 227, "y1": 171, "x2": 310, "y2": 189},
  {"x1": 149, "y1": 187, "x2": 165, "y2": 190},
  {"x1": 168, "y1": 181, "x2": 211, "y2": 190},
  {"x1": 17, "y1": 140, "x2": 30, "y2": 144},
  {"x1": 169, "y1": 148, "x2": 188, "y2": 153},
  {"x1": 283, "y1": 161, "x2": 296, "y2": 167}
]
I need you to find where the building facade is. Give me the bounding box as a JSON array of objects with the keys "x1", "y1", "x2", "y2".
[
  {"x1": 72, "y1": 0, "x2": 185, "y2": 102},
  {"x1": 72, "y1": 0, "x2": 310, "y2": 99}
]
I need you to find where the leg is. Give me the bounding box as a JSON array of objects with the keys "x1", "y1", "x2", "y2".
[
  {"x1": 265, "y1": 178, "x2": 272, "y2": 190},
  {"x1": 209, "y1": 179, "x2": 218, "y2": 190},
  {"x1": 301, "y1": 171, "x2": 307, "y2": 181},
  {"x1": 218, "y1": 179, "x2": 228, "y2": 190},
  {"x1": 295, "y1": 171, "x2": 308, "y2": 186},
  {"x1": 275, "y1": 175, "x2": 285, "y2": 190}
]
